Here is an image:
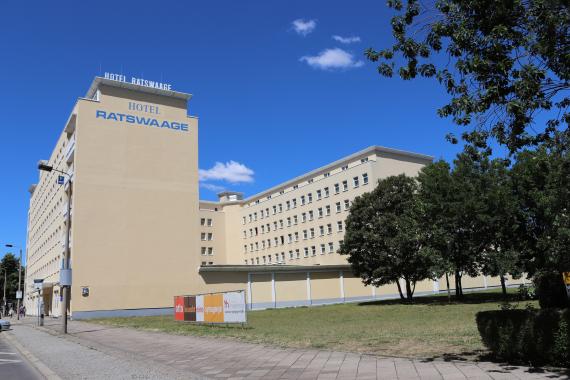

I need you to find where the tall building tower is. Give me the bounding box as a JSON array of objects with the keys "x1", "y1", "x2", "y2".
[{"x1": 25, "y1": 76, "x2": 200, "y2": 318}]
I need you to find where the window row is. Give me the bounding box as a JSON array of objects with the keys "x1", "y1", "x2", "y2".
[
  {"x1": 243, "y1": 201, "x2": 351, "y2": 238},
  {"x1": 242, "y1": 173, "x2": 368, "y2": 224},
  {"x1": 200, "y1": 232, "x2": 213, "y2": 241},
  {"x1": 200, "y1": 247, "x2": 214, "y2": 255},
  {"x1": 244, "y1": 241, "x2": 343, "y2": 265},
  {"x1": 200, "y1": 218, "x2": 213, "y2": 227},
  {"x1": 243, "y1": 222, "x2": 344, "y2": 252}
]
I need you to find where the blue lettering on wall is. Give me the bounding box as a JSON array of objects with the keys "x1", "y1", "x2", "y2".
[{"x1": 96, "y1": 110, "x2": 190, "y2": 133}]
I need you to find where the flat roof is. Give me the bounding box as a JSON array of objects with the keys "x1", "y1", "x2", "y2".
[
  {"x1": 243, "y1": 145, "x2": 433, "y2": 202},
  {"x1": 85, "y1": 77, "x2": 192, "y2": 101},
  {"x1": 199, "y1": 264, "x2": 352, "y2": 273}
]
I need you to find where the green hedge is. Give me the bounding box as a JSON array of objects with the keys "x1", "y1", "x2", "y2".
[{"x1": 476, "y1": 308, "x2": 570, "y2": 367}]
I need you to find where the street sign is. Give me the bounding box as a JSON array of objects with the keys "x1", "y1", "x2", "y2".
[
  {"x1": 16, "y1": 291, "x2": 22, "y2": 299},
  {"x1": 57, "y1": 175, "x2": 65, "y2": 185}
]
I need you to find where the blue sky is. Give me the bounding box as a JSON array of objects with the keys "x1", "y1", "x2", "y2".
[{"x1": 0, "y1": 0, "x2": 466, "y2": 260}]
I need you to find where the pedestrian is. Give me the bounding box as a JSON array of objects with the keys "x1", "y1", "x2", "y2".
[{"x1": 8, "y1": 307, "x2": 14, "y2": 319}]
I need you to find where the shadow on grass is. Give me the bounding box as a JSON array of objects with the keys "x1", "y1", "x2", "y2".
[{"x1": 358, "y1": 291, "x2": 520, "y2": 307}]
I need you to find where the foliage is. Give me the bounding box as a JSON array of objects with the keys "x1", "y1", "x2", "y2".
[
  {"x1": 511, "y1": 140, "x2": 570, "y2": 278},
  {"x1": 366, "y1": 0, "x2": 569, "y2": 153},
  {"x1": 476, "y1": 308, "x2": 570, "y2": 366},
  {"x1": 0, "y1": 253, "x2": 24, "y2": 303},
  {"x1": 339, "y1": 174, "x2": 436, "y2": 300},
  {"x1": 534, "y1": 271, "x2": 569, "y2": 309}
]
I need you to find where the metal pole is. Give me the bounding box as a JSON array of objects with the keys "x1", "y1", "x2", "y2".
[
  {"x1": 2, "y1": 269, "x2": 6, "y2": 317},
  {"x1": 17, "y1": 249, "x2": 22, "y2": 320},
  {"x1": 62, "y1": 179, "x2": 72, "y2": 334}
]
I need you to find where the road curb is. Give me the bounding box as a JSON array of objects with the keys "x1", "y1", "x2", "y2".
[{"x1": 3, "y1": 330, "x2": 62, "y2": 380}]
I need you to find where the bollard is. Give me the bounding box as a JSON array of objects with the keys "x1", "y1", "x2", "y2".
[{"x1": 40, "y1": 314, "x2": 44, "y2": 326}]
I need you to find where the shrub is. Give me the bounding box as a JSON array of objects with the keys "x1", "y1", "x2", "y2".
[
  {"x1": 534, "y1": 271, "x2": 568, "y2": 309},
  {"x1": 476, "y1": 308, "x2": 570, "y2": 366}
]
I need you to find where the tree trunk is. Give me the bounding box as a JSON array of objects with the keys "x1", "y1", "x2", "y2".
[
  {"x1": 455, "y1": 269, "x2": 464, "y2": 298},
  {"x1": 445, "y1": 273, "x2": 451, "y2": 303},
  {"x1": 396, "y1": 281, "x2": 405, "y2": 300},
  {"x1": 500, "y1": 274, "x2": 507, "y2": 298},
  {"x1": 405, "y1": 279, "x2": 413, "y2": 301}
]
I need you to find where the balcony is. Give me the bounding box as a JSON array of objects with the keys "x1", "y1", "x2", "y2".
[{"x1": 64, "y1": 134, "x2": 75, "y2": 164}]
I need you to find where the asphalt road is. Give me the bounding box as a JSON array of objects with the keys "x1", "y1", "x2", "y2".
[{"x1": 0, "y1": 332, "x2": 42, "y2": 380}]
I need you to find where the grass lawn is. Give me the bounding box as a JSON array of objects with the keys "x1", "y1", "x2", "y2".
[{"x1": 90, "y1": 289, "x2": 537, "y2": 358}]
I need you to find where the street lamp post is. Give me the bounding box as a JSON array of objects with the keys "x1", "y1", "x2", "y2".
[
  {"x1": 38, "y1": 161, "x2": 72, "y2": 334},
  {"x1": 5, "y1": 244, "x2": 22, "y2": 320},
  {"x1": 1, "y1": 268, "x2": 6, "y2": 317}
]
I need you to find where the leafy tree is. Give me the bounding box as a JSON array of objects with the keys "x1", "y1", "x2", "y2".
[
  {"x1": 479, "y1": 158, "x2": 524, "y2": 297},
  {"x1": 510, "y1": 137, "x2": 570, "y2": 306},
  {"x1": 366, "y1": 0, "x2": 569, "y2": 153},
  {"x1": 339, "y1": 175, "x2": 436, "y2": 300},
  {"x1": 0, "y1": 253, "x2": 24, "y2": 305},
  {"x1": 418, "y1": 150, "x2": 490, "y2": 297}
]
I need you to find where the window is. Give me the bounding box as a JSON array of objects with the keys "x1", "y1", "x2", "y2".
[
  {"x1": 304, "y1": 247, "x2": 309, "y2": 257},
  {"x1": 336, "y1": 202, "x2": 341, "y2": 213},
  {"x1": 302, "y1": 212, "x2": 307, "y2": 222},
  {"x1": 294, "y1": 232, "x2": 299, "y2": 241},
  {"x1": 324, "y1": 187, "x2": 329, "y2": 197},
  {"x1": 208, "y1": 233, "x2": 213, "y2": 241},
  {"x1": 255, "y1": 242, "x2": 259, "y2": 250},
  {"x1": 310, "y1": 228, "x2": 315, "y2": 238},
  {"x1": 344, "y1": 200, "x2": 350, "y2": 210},
  {"x1": 201, "y1": 247, "x2": 207, "y2": 255},
  {"x1": 361, "y1": 157, "x2": 369, "y2": 163},
  {"x1": 278, "y1": 204, "x2": 283, "y2": 213},
  {"x1": 272, "y1": 205, "x2": 277, "y2": 215},
  {"x1": 262, "y1": 240, "x2": 266, "y2": 249},
  {"x1": 334, "y1": 183, "x2": 340, "y2": 194},
  {"x1": 268, "y1": 255, "x2": 272, "y2": 263},
  {"x1": 293, "y1": 215, "x2": 298, "y2": 224},
  {"x1": 274, "y1": 237, "x2": 279, "y2": 246},
  {"x1": 342, "y1": 180, "x2": 348, "y2": 191},
  {"x1": 248, "y1": 214, "x2": 252, "y2": 222},
  {"x1": 208, "y1": 247, "x2": 213, "y2": 255},
  {"x1": 293, "y1": 184, "x2": 299, "y2": 190},
  {"x1": 273, "y1": 221, "x2": 278, "y2": 231},
  {"x1": 342, "y1": 165, "x2": 349, "y2": 171},
  {"x1": 280, "y1": 252, "x2": 285, "y2": 262},
  {"x1": 324, "y1": 172, "x2": 330, "y2": 178},
  {"x1": 296, "y1": 249, "x2": 300, "y2": 259},
  {"x1": 288, "y1": 234, "x2": 293, "y2": 243},
  {"x1": 255, "y1": 227, "x2": 258, "y2": 236},
  {"x1": 201, "y1": 261, "x2": 207, "y2": 266},
  {"x1": 325, "y1": 205, "x2": 331, "y2": 216},
  {"x1": 256, "y1": 257, "x2": 259, "y2": 264},
  {"x1": 253, "y1": 212, "x2": 257, "y2": 221},
  {"x1": 320, "y1": 244, "x2": 326, "y2": 254},
  {"x1": 301, "y1": 195, "x2": 306, "y2": 205},
  {"x1": 318, "y1": 207, "x2": 323, "y2": 218},
  {"x1": 287, "y1": 217, "x2": 291, "y2": 227},
  {"x1": 263, "y1": 256, "x2": 267, "y2": 264},
  {"x1": 309, "y1": 210, "x2": 314, "y2": 221},
  {"x1": 353, "y1": 176, "x2": 359, "y2": 188},
  {"x1": 201, "y1": 232, "x2": 206, "y2": 241},
  {"x1": 267, "y1": 239, "x2": 271, "y2": 248},
  {"x1": 316, "y1": 190, "x2": 322, "y2": 200},
  {"x1": 303, "y1": 230, "x2": 308, "y2": 239},
  {"x1": 363, "y1": 173, "x2": 369, "y2": 185},
  {"x1": 279, "y1": 219, "x2": 284, "y2": 229},
  {"x1": 200, "y1": 218, "x2": 206, "y2": 226},
  {"x1": 286, "y1": 201, "x2": 291, "y2": 210},
  {"x1": 261, "y1": 225, "x2": 265, "y2": 234},
  {"x1": 292, "y1": 198, "x2": 297, "y2": 208},
  {"x1": 327, "y1": 224, "x2": 333, "y2": 234},
  {"x1": 328, "y1": 242, "x2": 334, "y2": 253},
  {"x1": 244, "y1": 245, "x2": 248, "y2": 253},
  {"x1": 265, "y1": 208, "x2": 270, "y2": 217},
  {"x1": 311, "y1": 246, "x2": 316, "y2": 256},
  {"x1": 242, "y1": 216, "x2": 246, "y2": 225},
  {"x1": 319, "y1": 225, "x2": 325, "y2": 236},
  {"x1": 308, "y1": 178, "x2": 314, "y2": 184},
  {"x1": 289, "y1": 250, "x2": 294, "y2": 259},
  {"x1": 337, "y1": 221, "x2": 343, "y2": 231},
  {"x1": 308, "y1": 193, "x2": 313, "y2": 203}
]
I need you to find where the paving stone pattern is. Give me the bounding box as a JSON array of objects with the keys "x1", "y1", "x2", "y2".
[{"x1": 17, "y1": 318, "x2": 568, "y2": 380}]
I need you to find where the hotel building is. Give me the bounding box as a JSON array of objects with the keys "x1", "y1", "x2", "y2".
[{"x1": 25, "y1": 76, "x2": 521, "y2": 318}]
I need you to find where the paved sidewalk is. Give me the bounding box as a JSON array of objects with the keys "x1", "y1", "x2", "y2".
[{"x1": 10, "y1": 317, "x2": 568, "y2": 379}]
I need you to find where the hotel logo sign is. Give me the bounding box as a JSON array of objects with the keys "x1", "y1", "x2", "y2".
[{"x1": 104, "y1": 72, "x2": 172, "y2": 91}]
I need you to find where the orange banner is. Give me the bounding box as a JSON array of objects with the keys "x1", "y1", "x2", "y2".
[{"x1": 204, "y1": 293, "x2": 224, "y2": 323}]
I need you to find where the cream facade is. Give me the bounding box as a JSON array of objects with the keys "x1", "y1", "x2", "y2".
[{"x1": 25, "y1": 76, "x2": 523, "y2": 319}]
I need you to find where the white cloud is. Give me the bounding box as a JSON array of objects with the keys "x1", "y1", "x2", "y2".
[
  {"x1": 199, "y1": 161, "x2": 254, "y2": 184},
  {"x1": 300, "y1": 48, "x2": 364, "y2": 70},
  {"x1": 200, "y1": 183, "x2": 226, "y2": 192},
  {"x1": 332, "y1": 35, "x2": 361, "y2": 44},
  {"x1": 292, "y1": 19, "x2": 317, "y2": 36}
]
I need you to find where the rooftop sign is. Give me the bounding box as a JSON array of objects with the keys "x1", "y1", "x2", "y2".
[{"x1": 104, "y1": 72, "x2": 172, "y2": 91}]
